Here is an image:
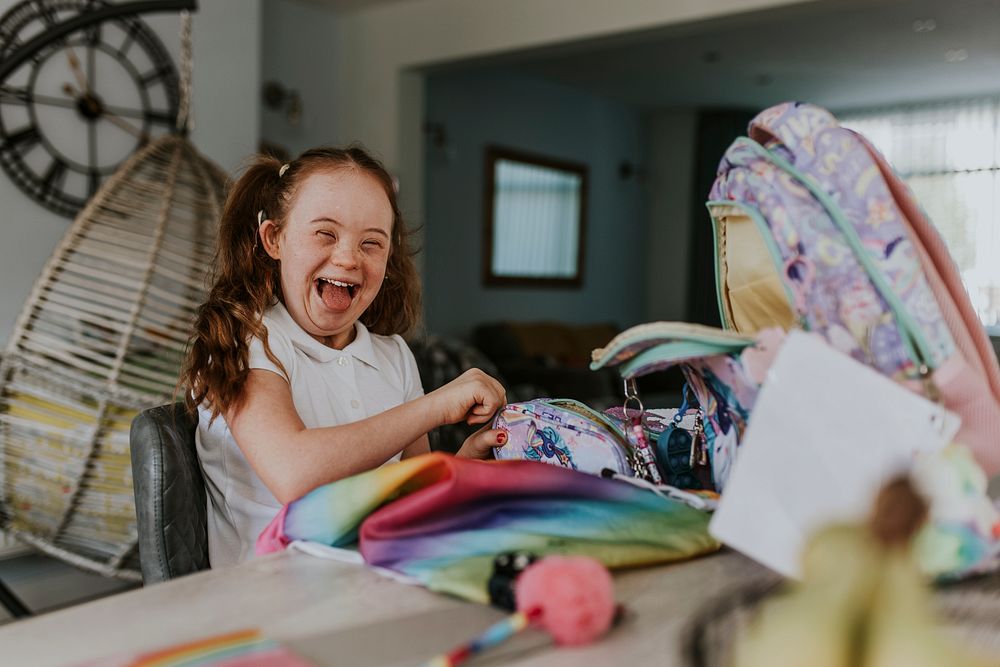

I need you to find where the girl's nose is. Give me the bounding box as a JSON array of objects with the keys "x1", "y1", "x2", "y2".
[{"x1": 331, "y1": 242, "x2": 359, "y2": 269}]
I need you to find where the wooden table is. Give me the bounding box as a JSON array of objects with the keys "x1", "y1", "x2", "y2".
[{"x1": 0, "y1": 548, "x2": 773, "y2": 667}]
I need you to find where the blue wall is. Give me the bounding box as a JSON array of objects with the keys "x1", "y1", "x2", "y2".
[{"x1": 423, "y1": 68, "x2": 647, "y2": 338}]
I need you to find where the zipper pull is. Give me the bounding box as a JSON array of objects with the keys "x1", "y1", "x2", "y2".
[
  {"x1": 918, "y1": 363, "x2": 941, "y2": 404},
  {"x1": 689, "y1": 414, "x2": 702, "y2": 468},
  {"x1": 688, "y1": 413, "x2": 709, "y2": 467},
  {"x1": 623, "y1": 377, "x2": 663, "y2": 484}
]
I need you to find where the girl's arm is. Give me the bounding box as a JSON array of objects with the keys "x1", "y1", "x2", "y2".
[
  {"x1": 399, "y1": 425, "x2": 506, "y2": 461},
  {"x1": 400, "y1": 434, "x2": 430, "y2": 459},
  {"x1": 228, "y1": 367, "x2": 505, "y2": 504}
]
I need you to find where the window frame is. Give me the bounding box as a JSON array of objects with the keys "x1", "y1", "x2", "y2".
[{"x1": 482, "y1": 145, "x2": 589, "y2": 288}]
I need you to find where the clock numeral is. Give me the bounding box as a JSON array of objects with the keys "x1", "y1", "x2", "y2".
[
  {"x1": 5, "y1": 126, "x2": 40, "y2": 151},
  {"x1": 140, "y1": 65, "x2": 172, "y2": 86},
  {"x1": 35, "y1": 2, "x2": 58, "y2": 27},
  {"x1": 118, "y1": 22, "x2": 142, "y2": 57},
  {"x1": 1, "y1": 34, "x2": 24, "y2": 54},
  {"x1": 42, "y1": 159, "x2": 68, "y2": 194}
]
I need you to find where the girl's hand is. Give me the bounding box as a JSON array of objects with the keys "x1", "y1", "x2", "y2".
[
  {"x1": 456, "y1": 424, "x2": 508, "y2": 459},
  {"x1": 427, "y1": 368, "x2": 507, "y2": 426}
]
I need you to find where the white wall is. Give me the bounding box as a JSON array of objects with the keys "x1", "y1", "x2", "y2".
[
  {"x1": 0, "y1": 0, "x2": 262, "y2": 345},
  {"x1": 259, "y1": 0, "x2": 340, "y2": 157},
  {"x1": 643, "y1": 109, "x2": 698, "y2": 322},
  {"x1": 331, "y1": 0, "x2": 815, "y2": 234}
]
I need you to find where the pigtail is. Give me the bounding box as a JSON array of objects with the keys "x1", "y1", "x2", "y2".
[{"x1": 180, "y1": 156, "x2": 287, "y2": 419}]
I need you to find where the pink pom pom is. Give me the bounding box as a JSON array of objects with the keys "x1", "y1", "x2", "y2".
[{"x1": 514, "y1": 556, "x2": 616, "y2": 646}]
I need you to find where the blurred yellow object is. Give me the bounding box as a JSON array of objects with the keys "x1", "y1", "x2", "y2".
[{"x1": 735, "y1": 522, "x2": 996, "y2": 667}]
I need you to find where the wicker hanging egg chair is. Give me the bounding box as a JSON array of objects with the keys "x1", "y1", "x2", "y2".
[
  {"x1": 0, "y1": 9, "x2": 226, "y2": 580},
  {"x1": 0, "y1": 134, "x2": 226, "y2": 580}
]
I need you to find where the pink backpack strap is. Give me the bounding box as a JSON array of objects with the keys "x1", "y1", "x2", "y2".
[{"x1": 747, "y1": 102, "x2": 838, "y2": 164}]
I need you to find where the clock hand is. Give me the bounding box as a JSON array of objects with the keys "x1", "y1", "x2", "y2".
[
  {"x1": 103, "y1": 109, "x2": 149, "y2": 142},
  {"x1": 61, "y1": 83, "x2": 149, "y2": 142},
  {"x1": 0, "y1": 86, "x2": 77, "y2": 110},
  {"x1": 65, "y1": 46, "x2": 90, "y2": 95}
]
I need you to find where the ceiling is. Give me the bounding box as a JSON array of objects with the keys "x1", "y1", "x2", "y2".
[{"x1": 459, "y1": 0, "x2": 1000, "y2": 112}]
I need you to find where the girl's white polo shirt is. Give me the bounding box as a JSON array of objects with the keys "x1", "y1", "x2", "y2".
[{"x1": 196, "y1": 302, "x2": 424, "y2": 568}]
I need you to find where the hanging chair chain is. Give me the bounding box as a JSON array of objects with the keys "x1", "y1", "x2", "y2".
[{"x1": 176, "y1": 10, "x2": 193, "y2": 133}]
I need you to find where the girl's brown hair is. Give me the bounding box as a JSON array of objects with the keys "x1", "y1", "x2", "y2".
[{"x1": 180, "y1": 145, "x2": 421, "y2": 419}]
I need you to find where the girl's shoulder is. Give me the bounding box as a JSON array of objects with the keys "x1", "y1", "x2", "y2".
[
  {"x1": 365, "y1": 328, "x2": 414, "y2": 365},
  {"x1": 247, "y1": 305, "x2": 297, "y2": 372},
  {"x1": 363, "y1": 328, "x2": 420, "y2": 396}
]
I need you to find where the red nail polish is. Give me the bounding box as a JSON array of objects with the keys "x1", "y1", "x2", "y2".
[{"x1": 497, "y1": 432, "x2": 507, "y2": 445}]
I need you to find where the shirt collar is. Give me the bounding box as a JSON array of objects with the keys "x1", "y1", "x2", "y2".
[{"x1": 268, "y1": 302, "x2": 381, "y2": 370}]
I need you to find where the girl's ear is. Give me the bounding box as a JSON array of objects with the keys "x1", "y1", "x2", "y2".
[{"x1": 259, "y1": 220, "x2": 281, "y2": 260}]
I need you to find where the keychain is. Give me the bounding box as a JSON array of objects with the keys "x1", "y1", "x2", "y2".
[
  {"x1": 623, "y1": 378, "x2": 663, "y2": 484},
  {"x1": 689, "y1": 414, "x2": 707, "y2": 468}
]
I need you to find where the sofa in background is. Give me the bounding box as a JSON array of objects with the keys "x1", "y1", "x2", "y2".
[
  {"x1": 472, "y1": 321, "x2": 621, "y2": 407},
  {"x1": 473, "y1": 320, "x2": 686, "y2": 409}
]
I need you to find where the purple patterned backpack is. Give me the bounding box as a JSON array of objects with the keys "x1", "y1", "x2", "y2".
[{"x1": 707, "y1": 102, "x2": 1000, "y2": 476}]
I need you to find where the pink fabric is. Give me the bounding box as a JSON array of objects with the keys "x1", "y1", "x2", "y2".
[
  {"x1": 256, "y1": 504, "x2": 291, "y2": 555},
  {"x1": 864, "y1": 138, "x2": 1000, "y2": 475},
  {"x1": 356, "y1": 457, "x2": 613, "y2": 547}
]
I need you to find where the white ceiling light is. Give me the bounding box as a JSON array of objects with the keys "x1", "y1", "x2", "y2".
[
  {"x1": 945, "y1": 48, "x2": 969, "y2": 62},
  {"x1": 912, "y1": 18, "x2": 937, "y2": 33}
]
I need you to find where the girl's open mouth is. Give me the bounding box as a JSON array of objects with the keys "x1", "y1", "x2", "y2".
[{"x1": 316, "y1": 277, "x2": 357, "y2": 312}]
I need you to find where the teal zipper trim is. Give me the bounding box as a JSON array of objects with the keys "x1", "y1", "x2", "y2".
[
  {"x1": 590, "y1": 324, "x2": 755, "y2": 371},
  {"x1": 734, "y1": 137, "x2": 934, "y2": 371},
  {"x1": 706, "y1": 199, "x2": 807, "y2": 331},
  {"x1": 619, "y1": 339, "x2": 752, "y2": 378}
]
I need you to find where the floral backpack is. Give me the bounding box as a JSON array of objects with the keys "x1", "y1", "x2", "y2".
[{"x1": 707, "y1": 101, "x2": 1000, "y2": 476}]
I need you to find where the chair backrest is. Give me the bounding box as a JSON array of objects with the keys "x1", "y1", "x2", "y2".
[{"x1": 129, "y1": 403, "x2": 209, "y2": 583}]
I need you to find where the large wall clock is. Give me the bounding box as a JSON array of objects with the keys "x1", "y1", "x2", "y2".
[{"x1": 0, "y1": 0, "x2": 186, "y2": 217}]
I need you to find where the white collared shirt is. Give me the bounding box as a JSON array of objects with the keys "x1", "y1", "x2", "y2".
[{"x1": 196, "y1": 302, "x2": 423, "y2": 568}]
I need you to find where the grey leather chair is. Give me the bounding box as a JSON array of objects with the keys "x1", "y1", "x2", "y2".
[{"x1": 129, "y1": 403, "x2": 209, "y2": 584}]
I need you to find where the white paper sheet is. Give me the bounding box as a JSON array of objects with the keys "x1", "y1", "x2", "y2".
[{"x1": 709, "y1": 331, "x2": 960, "y2": 578}]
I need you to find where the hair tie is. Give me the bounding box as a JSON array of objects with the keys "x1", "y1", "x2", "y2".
[
  {"x1": 279, "y1": 163, "x2": 290, "y2": 177},
  {"x1": 257, "y1": 210, "x2": 266, "y2": 226}
]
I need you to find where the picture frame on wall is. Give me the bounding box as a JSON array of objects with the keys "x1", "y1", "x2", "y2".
[{"x1": 483, "y1": 145, "x2": 588, "y2": 288}]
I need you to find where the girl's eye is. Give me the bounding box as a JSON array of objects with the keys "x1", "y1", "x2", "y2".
[
  {"x1": 362, "y1": 240, "x2": 384, "y2": 249},
  {"x1": 318, "y1": 231, "x2": 336, "y2": 240}
]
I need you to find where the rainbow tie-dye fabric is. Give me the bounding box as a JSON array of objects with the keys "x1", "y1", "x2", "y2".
[{"x1": 257, "y1": 453, "x2": 719, "y2": 603}]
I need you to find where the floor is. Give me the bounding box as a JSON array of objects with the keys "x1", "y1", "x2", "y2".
[{"x1": 0, "y1": 550, "x2": 137, "y2": 626}]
